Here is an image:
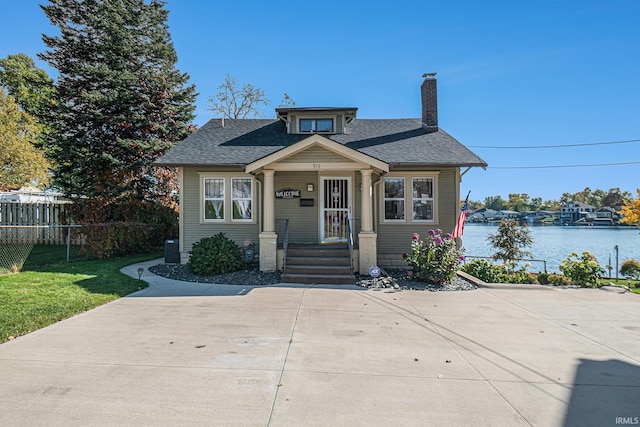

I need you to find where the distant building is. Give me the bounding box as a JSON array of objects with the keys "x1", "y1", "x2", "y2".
[
  {"x1": 467, "y1": 208, "x2": 497, "y2": 222},
  {"x1": 494, "y1": 210, "x2": 520, "y2": 220},
  {"x1": 560, "y1": 202, "x2": 596, "y2": 224},
  {"x1": 0, "y1": 186, "x2": 63, "y2": 203}
]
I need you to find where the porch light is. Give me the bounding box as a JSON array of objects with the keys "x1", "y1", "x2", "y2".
[{"x1": 307, "y1": 183, "x2": 314, "y2": 192}]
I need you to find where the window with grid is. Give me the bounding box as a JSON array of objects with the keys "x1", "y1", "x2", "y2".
[
  {"x1": 231, "y1": 178, "x2": 252, "y2": 221},
  {"x1": 383, "y1": 177, "x2": 405, "y2": 221},
  {"x1": 203, "y1": 177, "x2": 224, "y2": 220},
  {"x1": 412, "y1": 177, "x2": 434, "y2": 221}
]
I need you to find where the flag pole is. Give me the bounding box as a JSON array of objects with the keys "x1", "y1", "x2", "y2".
[{"x1": 452, "y1": 191, "x2": 470, "y2": 238}]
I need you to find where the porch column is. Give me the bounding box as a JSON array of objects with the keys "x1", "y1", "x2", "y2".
[
  {"x1": 358, "y1": 169, "x2": 377, "y2": 274},
  {"x1": 360, "y1": 169, "x2": 373, "y2": 232},
  {"x1": 263, "y1": 169, "x2": 275, "y2": 233},
  {"x1": 259, "y1": 169, "x2": 277, "y2": 271}
]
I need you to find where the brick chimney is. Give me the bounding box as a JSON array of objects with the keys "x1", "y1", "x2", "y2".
[{"x1": 421, "y1": 73, "x2": 438, "y2": 132}]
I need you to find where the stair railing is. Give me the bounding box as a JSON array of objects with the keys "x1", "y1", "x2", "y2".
[
  {"x1": 347, "y1": 218, "x2": 354, "y2": 272},
  {"x1": 281, "y1": 219, "x2": 290, "y2": 272}
]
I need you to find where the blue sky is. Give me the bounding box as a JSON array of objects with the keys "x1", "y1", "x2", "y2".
[{"x1": 1, "y1": 1, "x2": 639, "y2": 202}]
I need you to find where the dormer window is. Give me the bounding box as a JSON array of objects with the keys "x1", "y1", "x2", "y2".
[{"x1": 299, "y1": 118, "x2": 334, "y2": 133}]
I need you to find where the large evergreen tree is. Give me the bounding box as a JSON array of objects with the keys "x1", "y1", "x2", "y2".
[{"x1": 39, "y1": 0, "x2": 196, "y2": 204}]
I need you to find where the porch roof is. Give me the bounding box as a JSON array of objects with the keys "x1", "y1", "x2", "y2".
[{"x1": 155, "y1": 118, "x2": 487, "y2": 169}]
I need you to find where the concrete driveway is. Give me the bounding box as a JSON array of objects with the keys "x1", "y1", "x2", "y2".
[{"x1": 1, "y1": 259, "x2": 639, "y2": 426}]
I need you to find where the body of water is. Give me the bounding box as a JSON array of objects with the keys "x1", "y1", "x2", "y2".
[{"x1": 462, "y1": 223, "x2": 640, "y2": 274}]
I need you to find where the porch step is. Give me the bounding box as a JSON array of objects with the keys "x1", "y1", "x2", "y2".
[{"x1": 282, "y1": 244, "x2": 355, "y2": 285}]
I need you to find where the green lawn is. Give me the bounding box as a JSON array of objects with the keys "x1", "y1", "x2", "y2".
[
  {"x1": 0, "y1": 246, "x2": 161, "y2": 343},
  {"x1": 600, "y1": 278, "x2": 640, "y2": 295}
]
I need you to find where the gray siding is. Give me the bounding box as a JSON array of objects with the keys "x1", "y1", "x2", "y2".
[
  {"x1": 376, "y1": 168, "x2": 459, "y2": 256},
  {"x1": 281, "y1": 146, "x2": 352, "y2": 163},
  {"x1": 275, "y1": 171, "x2": 319, "y2": 244},
  {"x1": 182, "y1": 167, "x2": 260, "y2": 255}
]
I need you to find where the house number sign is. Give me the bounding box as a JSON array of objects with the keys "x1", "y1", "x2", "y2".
[{"x1": 275, "y1": 189, "x2": 301, "y2": 199}]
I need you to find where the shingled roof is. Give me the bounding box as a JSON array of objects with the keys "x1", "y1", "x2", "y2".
[{"x1": 155, "y1": 117, "x2": 487, "y2": 169}]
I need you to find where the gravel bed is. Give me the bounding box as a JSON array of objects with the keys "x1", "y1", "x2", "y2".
[
  {"x1": 356, "y1": 269, "x2": 477, "y2": 292},
  {"x1": 148, "y1": 263, "x2": 477, "y2": 291},
  {"x1": 149, "y1": 263, "x2": 281, "y2": 286}
]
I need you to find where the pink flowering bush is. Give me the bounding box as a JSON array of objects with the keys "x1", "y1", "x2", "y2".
[{"x1": 404, "y1": 229, "x2": 465, "y2": 285}]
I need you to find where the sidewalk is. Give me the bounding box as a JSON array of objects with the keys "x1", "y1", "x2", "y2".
[{"x1": 0, "y1": 260, "x2": 638, "y2": 426}]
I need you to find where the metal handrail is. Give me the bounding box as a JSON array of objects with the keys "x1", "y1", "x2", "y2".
[
  {"x1": 281, "y1": 219, "x2": 289, "y2": 272},
  {"x1": 464, "y1": 255, "x2": 547, "y2": 273},
  {"x1": 347, "y1": 219, "x2": 354, "y2": 272}
]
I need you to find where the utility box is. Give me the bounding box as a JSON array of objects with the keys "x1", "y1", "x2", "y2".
[{"x1": 164, "y1": 239, "x2": 180, "y2": 264}]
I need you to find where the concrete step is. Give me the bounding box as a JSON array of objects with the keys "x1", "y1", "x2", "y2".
[
  {"x1": 286, "y1": 256, "x2": 351, "y2": 266},
  {"x1": 285, "y1": 265, "x2": 353, "y2": 275},
  {"x1": 286, "y1": 247, "x2": 349, "y2": 258},
  {"x1": 282, "y1": 244, "x2": 354, "y2": 285},
  {"x1": 281, "y1": 273, "x2": 356, "y2": 285}
]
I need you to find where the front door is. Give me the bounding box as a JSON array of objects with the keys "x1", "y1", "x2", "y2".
[{"x1": 320, "y1": 177, "x2": 351, "y2": 243}]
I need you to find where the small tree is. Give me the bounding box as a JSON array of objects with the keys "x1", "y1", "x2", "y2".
[
  {"x1": 207, "y1": 74, "x2": 269, "y2": 119},
  {"x1": 620, "y1": 259, "x2": 640, "y2": 279},
  {"x1": 0, "y1": 89, "x2": 50, "y2": 190},
  {"x1": 619, "y1": 189, "x2": 640, "y2": 226},
  {"x1": 487, "y1": 218, "x2": 533, "y2": 271}
]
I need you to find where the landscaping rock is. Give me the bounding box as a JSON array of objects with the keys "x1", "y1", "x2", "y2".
[{"x1": 149, "y1": 264, "x2": 477, "y2": 291}]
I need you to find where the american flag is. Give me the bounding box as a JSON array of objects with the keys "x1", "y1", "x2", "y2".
[{"x1": 452, "y1": 191, "x2": 470, "y2": 238}]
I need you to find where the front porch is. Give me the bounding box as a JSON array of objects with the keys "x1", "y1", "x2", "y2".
[
  {"x1": 247, "y1": 134, "x2": 388, "y2": 275},
  {"x1": 279, "y1": 244, "x2": 355, "y2": 284}
]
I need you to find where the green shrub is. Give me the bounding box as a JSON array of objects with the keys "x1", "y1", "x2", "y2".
[
  {"x1": 538, "y1": 272, "x2": 573, "y2": 286},
  {"x1": 461, "y1": 259, "x2": 506, "y2": 283},
  {"x1": 188, "y1": 233, "x2": 243, "y2": 276},
  {"x1": 404, "y1": 229, "x2": 465, "y2": 285},
  {"x1": 461, "y1": 258, "x2": 537, "y2": 284},
  {"x1": 620, "y1": 259, "x2": 640, "y2": 279},
  {"x1": 78, "y1": 222, "x2": 155, "y2": 259},
  {"x1": 537, "y1": 272, "x2": 550, "y2": 285},
  {"x1": 548, "y1": 273, "x2": 574, "y2": 286},
  {"x1": 69, "y1": 198, "x2": 178, "y2": 259},
  {"x1": 559, "y1": 251, "x2": 605, "y2": 287}
]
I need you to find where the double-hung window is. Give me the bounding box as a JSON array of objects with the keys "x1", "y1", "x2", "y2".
[
  {"x1": 299, "y1": 118, "x2": 334, "y2": 133},
  {"x1": 231, "y1": 178, "x2": 253, "y2": 221},
  {"x1": 202, "y1": 176, "x2": 254, "y2": 222},
  {"x1": 411, "y1": 177, "x2": 434, "y2": 221},
  {"x1": 383, "y1": 175, "x2": 437, "y2": 223},
  {"x1": 383, "y1": 177, "x2": 405, "y2": 221},
  {"x1": 204, "y1": 178, "x2": 225, "y2": 220}
]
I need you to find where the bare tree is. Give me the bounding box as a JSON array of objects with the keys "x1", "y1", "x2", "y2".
[
  {"x1": 279, "y1": 92, "x2": 296, "y2": 108},
  {"x1": 207, "y1": 74, "x2": 269, "y2": 118}
]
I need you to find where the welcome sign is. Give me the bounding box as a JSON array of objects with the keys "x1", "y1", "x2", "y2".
[{"x1": 275, "y1": 189, "x2": 301, "y2": 199}]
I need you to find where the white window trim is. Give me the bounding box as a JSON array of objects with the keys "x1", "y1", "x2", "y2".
[
  {"x1": 381, "y1": 173, "x2": 440, "y2": 224},
  {"x1": 231, "y1": 177, "x2": 254, "y2": 223},
  {"x1": 202, "y1": 176, "x2": 225, "y2": 222},
  {"x1": 296, "y1": 115, "x2": 337, "y2": 134},
  {"x1": 382, "y1": 177, "x2": 406, "y2": 223},
  {"x1": 199, "y1": 173, "x2": 256, "y2": 224},
  {"x1": 411, "y1": 177, "x2": 436, "y2": 223}
]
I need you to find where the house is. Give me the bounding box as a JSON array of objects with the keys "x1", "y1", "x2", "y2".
[
  {"x1": 494, "y1": 210, "x2": 520, "y2": 220},
  {"x1": 155, "y1": 74, "x2": 487, "y2": 282},
  {"x1": 467, "y1": 208, "x2": 497, "y2": 222},
  {"x1": 588, "y1": 207, "x2": 622, "y2": 225},
  {"x1": 560, "y1": 201, "x2": 597, "y2": 224}
]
